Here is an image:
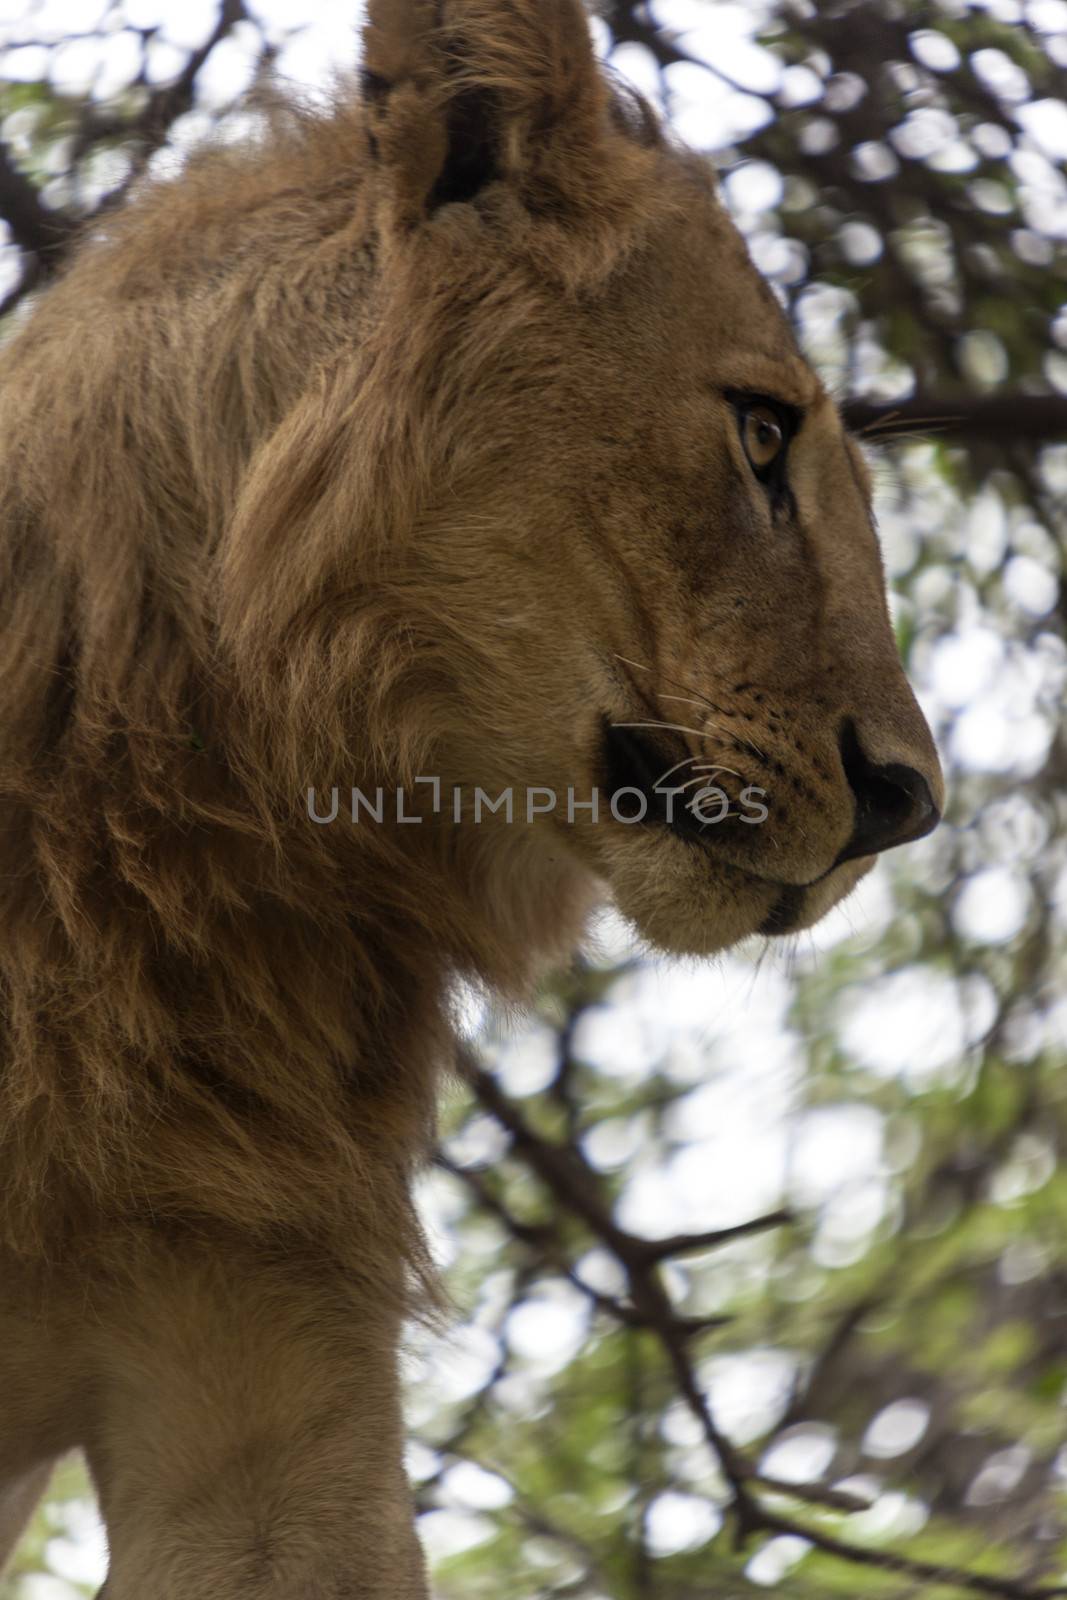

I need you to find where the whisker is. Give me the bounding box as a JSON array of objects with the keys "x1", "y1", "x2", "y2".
[
  {"x1": 620, "y1": 697, "x2": 748, "y2": 745},
  {"x1": 692, "y1": 762, "x2": 743, "y2": 780},
  {"x1": 612, "y1": 720, "x2": 720, "y2": 743},
  {"x1": 614, "y1": 655, "x2": 766, "y2": 762},
  {"x1": 654, "y1": 753, "x2": 703, "y2": 787},
  {"x1": 857, "y1": 409, "x2": 963, "y2": 434},
  {"x1": 660, "y1": 693, "x2": 715, "y2": 712},
  {"x1": 676, "y1": 770, "x2": 739, "y2": 793},
  {"x1": 655, "y1": 670, "x2": 766, "y2": 761},
  {"x1": 856, "y1": 413, "x2": 959, "y2": 443},
  {"x1": 698, "y1": 811, "x2": 740, "y2": 828},
  {"x1": 651, "y1": 670, "x2": 729, "y2": 719}
]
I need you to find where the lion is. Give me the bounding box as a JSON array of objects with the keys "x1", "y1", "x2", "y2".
[{"x1": 0, "y1": 1, "x2": 942, "y2": 1594}]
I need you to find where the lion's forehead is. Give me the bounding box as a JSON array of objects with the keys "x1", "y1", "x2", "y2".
[{"x1": 585, "y1": 184, "x2": 812, "y2": 386}]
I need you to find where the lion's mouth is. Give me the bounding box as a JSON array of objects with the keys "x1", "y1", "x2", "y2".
[
  {"x1": 601, "y1": 718, "x2": 846, "y2": 938},
  {"x1": 601, "y1": 719, "x2": 711, "y2": 848}
]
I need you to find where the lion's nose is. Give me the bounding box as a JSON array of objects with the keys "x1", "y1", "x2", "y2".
[{"x1": 834, "y1": 719, "x2": 941, "y2": 865}]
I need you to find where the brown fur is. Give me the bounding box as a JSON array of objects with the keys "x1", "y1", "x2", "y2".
[{"x1": 0, "y1": 2, "x2": 942, "y2": 1593}]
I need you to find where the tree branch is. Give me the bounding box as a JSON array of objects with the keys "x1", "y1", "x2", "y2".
[
  {"x1": 755, "y1": 1505, "x2": 1067, "y2": 1600},
  {"x1": 842, "y1": 394, "x2": 1067, "y2": 444},
  {"x1": 0, "y1": 140, "x2": 77, "y2": 263},
  {"x1": 74, "y1": 0, "x2": 251, "y2": 163},
  {"x1": 0, "y1": 0, "x2": 251, "y2": 318}
]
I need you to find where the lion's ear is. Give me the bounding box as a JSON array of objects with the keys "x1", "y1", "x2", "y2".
[{"x1": 361, "y1": 0, "x2": 607, "y2": 222}]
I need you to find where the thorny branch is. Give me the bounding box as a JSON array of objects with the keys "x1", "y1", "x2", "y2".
[
  {"x1": 457, "y1": 1046, "x2": 1067, "y2": 1599},
  {"x1": 0, "y1": 0, "x2": 249, "y2": 313}
]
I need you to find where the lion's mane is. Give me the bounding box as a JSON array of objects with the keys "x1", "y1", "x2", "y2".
[{"x1": 0, "y1": 27, "x2": 660, "y2": 1295}]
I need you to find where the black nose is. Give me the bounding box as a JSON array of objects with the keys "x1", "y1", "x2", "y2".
[{"x1": 835, "y1": 720, "x2": 941, "y2": 866}]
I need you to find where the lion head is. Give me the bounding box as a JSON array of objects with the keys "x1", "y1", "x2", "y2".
[{"x1": 219, "y1": 0, "x2": 942, "y2": 965}]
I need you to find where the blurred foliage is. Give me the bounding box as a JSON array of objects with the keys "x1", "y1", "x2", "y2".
[
  {"x1": 0, "y1": 1457, "x2": 97, "y2": 1599},
  {"x1": 2, "y1": 0, "x2": 1067, "y2": 1596}
]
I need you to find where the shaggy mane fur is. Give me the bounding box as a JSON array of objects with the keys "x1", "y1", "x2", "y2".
[{"x1": 0, "y1": 12, "x2": 667, "y2": 1303}]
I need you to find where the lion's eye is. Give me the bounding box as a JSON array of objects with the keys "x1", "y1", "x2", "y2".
[
  {"x1": 725, "y1": 390, "x2": 801, "y2": 496},
  {"x1": 741, "y1": 405, "x2": 785, "y2": 473}
]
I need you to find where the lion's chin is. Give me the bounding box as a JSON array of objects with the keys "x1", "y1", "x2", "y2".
[{"x1": 603, "y1": 831, "x2": 872, "y2": 957}]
